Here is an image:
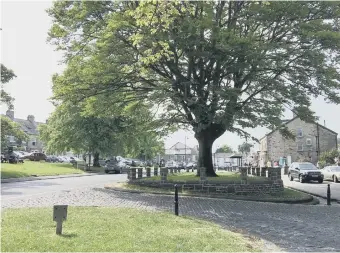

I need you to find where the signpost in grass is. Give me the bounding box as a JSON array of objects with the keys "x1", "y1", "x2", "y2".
[{"x1": 53, "y1": 205, "x2": 68, "y2": 235}]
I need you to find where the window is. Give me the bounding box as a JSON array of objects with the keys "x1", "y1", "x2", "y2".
[
  {"x1": 32, "y1": 141, "x2": 36, "y2": 146},
  {"x1": 306, "y1": 138, "x2": 312, "y2": 146},
  {"x1": 8, "y1": 136, "x2": 15, "y2": 142},
  {"x1": 297, "y1": 128, "x2": 303, "y2": 137},
  {"x1": 297, "y1": 143, "x2": 303, "y2": 151}
]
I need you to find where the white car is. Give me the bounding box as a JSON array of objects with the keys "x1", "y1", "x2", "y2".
[
  {"x1": 165, "y1": 161, "x2": 178, "y2": 168},
  {"x1": 321, "y1": 166, "x2": 340, "y2": 183}
]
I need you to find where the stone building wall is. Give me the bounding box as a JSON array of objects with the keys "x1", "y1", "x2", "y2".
[{"x1": 265, "y1": 118, "x2": 337, "y2": 164}]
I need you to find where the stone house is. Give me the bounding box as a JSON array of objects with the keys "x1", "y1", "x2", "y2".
[
  {"x1": 163, "y1": 142, "x2": 198, "y2": 163},
  {"x1": 4, "y1": 109, "x2": 45, "y2": 152},
  {"x1": 258, "y1": 113, "x2": 338, "y2": 166}
]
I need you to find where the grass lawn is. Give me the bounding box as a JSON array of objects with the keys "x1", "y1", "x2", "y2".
[
  {"x1": 142, "y1": 171, "x2": 270, "y2": 183},
  {"x1": 1, "y1": 207, "x2": 262, "y2": 252},
  {"x1": 114, "y1": 183, "x2": 312, "y2": 202},
  {"x1": 0, "y1": 161, "x2": 84, "y2": 179}
]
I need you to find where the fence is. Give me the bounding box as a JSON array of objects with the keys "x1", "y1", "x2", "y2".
[{"x1": 128, "y1": 166, "x2": 283, "y2": 195}]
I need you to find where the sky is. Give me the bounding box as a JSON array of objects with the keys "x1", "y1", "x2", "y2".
[{"x1": 1, "y1": 1, "x2": 340, "y2": 153}]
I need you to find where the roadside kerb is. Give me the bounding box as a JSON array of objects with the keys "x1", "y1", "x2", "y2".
[
  {"x1": 104, "y1": 185, "x2": 316, "y2": 204},
  {"x1": 1, "y1": 173, "x2": 100, "y2": 184},
  {"x1": 285, "y1": 185, "x2": 340, "y2": 203}
]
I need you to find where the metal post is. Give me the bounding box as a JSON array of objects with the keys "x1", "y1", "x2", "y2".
[
  {"x1": 327, "y1": 184, "x2": 331, "y2": 206},
  {"x1": 56, "y1": 221, "x2": 62, "y2": 235},
  {"x1": 174, "y1": 184, "x2": 179, "y2": 216},
  {"x1": 184, "y1": 137, "x2": 187, "y2": 164}
]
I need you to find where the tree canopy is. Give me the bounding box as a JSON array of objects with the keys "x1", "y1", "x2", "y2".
[
  {"x1": 39, "y1": 101, "x2": 165, "y2": 164},
  {"x1": 238, "y1": 142, "x2": 254, "y2": 156},
  {"x1": 1, "y1": 115, "x2": 28, "y2": 152},
  {"x1": 1, "y1": 64, "x2": 16, "y2": 110},
  {"x1": 48, "y1": 1, "x2": 340, "y2": 176},
  {"x1": 215, "y1": 144, "x2": 234, "y2": 154}
]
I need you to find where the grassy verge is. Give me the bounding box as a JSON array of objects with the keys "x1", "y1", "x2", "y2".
[
  {"x1": 0, "y1": 161, "x2": 84, "y2": 179},
  {"x1": 141, "y1": 171, "x2": 270, "y2": 183},
  {"x1": 1, "y1": 207, "x2": 262, "y2": 252},
  {"x1": 111, "y1": 183, "x2": 313, "y2": 203}
]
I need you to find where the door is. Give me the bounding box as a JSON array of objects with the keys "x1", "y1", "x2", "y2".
[{"x1": 323, "y1": 167, "x2": 331, "y2": 180}]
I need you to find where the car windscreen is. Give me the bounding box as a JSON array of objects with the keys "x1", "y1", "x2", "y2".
[
  {"x1": 299, "y1": 164, "x2": 318, "y2": 170},
  {"x1": 330, "y1": 167, "x2": 340, "y2": 172}
]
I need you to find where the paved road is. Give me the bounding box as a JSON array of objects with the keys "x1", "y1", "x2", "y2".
[
  {"x1": 1, "y1": 174, "x2": 126, "y2": 202},
  {"x1": 282, "y1": 175, "x2": 340, "y2": 201},
  {"x1": 2, "y1": 175, "x2": 340, "y2": 252}
]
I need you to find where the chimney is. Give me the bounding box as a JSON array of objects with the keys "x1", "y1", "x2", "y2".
[
  {"x1": 6, "y1": 109, "x2": 14, "y2": 120},
  {"x1": 27, "y1": 115, "x2": 35, "y2": 122}
]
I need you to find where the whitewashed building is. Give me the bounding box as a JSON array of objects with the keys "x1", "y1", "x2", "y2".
[{"x1": 163, "y1": 142, "x2": 198, "y2": 163}]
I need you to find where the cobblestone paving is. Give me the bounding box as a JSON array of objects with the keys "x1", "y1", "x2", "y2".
[{"x1": 2, "y1": 187, "x2": 340, "y2": 252}]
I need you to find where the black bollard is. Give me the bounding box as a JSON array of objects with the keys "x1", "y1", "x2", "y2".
[
  {"x1": 174, "y1": 184, "x2": 179, "y2": 216},
  {"x1": 327, "y1": 184, "x2": 331, "y2": 206}
]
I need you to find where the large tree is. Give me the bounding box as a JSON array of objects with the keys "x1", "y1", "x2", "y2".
[
  {"x1": 48, "y1": 1, "x2": 340, "y2": 176},
  {"x1": 39, "y1": 101, "x2": 165, "y2": 166}
]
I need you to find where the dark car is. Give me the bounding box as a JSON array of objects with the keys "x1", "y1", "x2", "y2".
[
  {"x1": 104, "y1": 160, "x2": 128, "y2": 174},
  {"x1": 46, "y1": 155, "x2": 60, "y2": 163},
  {"x1": 288, "y1": 162, "x2": 323, "y2": 183},
  {"x1": 27, "y1": 152, "x2": 47, "y2": 161}
]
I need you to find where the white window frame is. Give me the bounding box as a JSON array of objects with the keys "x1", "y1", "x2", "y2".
[
  {"x1": 297, "y1": 128, "x2": 303, "y2": 138},
  {"x1": 297, "y1": 143, "x2": 304, "y2": 151},
  {"x1": 306, "y1": 138, "x2": 312, "y2": 146}
]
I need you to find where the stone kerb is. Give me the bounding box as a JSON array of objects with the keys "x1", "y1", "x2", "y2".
[
  {"x1": 160, "y1": 168, "x2": 168, "y2": 183},
  {"x1": 146, "y1": 167, "x2": 151, "y2": 177},
  {"x1": 129, "y1": 168, "x2": 137, "y2": 180}
]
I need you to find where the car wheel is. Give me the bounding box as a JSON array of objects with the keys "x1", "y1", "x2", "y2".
[
  {"x1": 318, "y1": 179, "x2": 323, "y2": 183},
  {"x1": 288, "y1": 173, "x2": 294, "y2": 181},
  {"x1": 333, "y1": 175, "x2": 339, "y2": 183},
  {"x1": 299, "y1": 175, "x2": 305, "y2": 183}
]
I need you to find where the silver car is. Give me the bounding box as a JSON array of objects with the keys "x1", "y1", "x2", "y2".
[{"x1": 321, "y1": 166, "x2": 340, "y2": 183}]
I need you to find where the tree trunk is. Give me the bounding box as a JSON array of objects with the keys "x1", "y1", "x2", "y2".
[
  {"x1": 195, "y1": 124, "x2": 225, "y2": 177},
  {"x1": 93, "y1": 152, "x2": 100, "y2": 167}
]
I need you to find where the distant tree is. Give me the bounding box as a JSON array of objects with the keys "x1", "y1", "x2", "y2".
[
  {"x1": 238, "y1": 142, "x2": 254, "y2": 156},
  {"x1": 1, "y1": 64, "x2": 16, "y2": 109},
  {"x1": 215, "y1": 145, "x2": 234, "y2": 154},
  {"x1": 318, "y1": 149, "x2": 340, "y2": 168},
  {"x1": 1, "y1": 115, "x2": 28, "y2": 151}
]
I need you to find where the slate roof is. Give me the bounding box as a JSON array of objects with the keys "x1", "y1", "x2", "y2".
[
  {"x1": 260, "y1": 116, "x2": 338, "y2": 140},
  {"x1": 1, "y1": 114, "x2": 44, "y2": 135},
  {"x1": 13, "y1": 118, "x2": 44, "y2": 135}
]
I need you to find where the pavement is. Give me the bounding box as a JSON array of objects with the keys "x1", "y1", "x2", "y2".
[
  {"x1": 2, "y1": 174, "x2": 340, "y2": 252},
  {"x1": 282, "y1": 174, "x2": 340, "y2": 202}
]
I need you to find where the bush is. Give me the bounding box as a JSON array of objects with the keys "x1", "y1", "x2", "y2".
[{"x1": 318, "y1": 149, "x2": 340, "y2": 168}]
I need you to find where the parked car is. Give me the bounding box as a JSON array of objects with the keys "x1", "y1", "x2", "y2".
[
  {"x1": 27, "y1": 152, "x2": 47, "y2": 161},
  {"x1": 320, "y1": 166, "x2": 340, "y2": 183},
  {"x1": 165, "y1": 160, "x2": 178, "y2": 168},
  {"x1": 288, "y1": 162, "x2": 324, "y2": 183},
  {"x1": 46, "y1": 155, "x2": 60, "y2": 163},
  {"x1": 104, "y1": 160, "x2": 128, "y2": 174},
  {"x1": 1, "y1": 153, "x2": 7, "y2": 163}
]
